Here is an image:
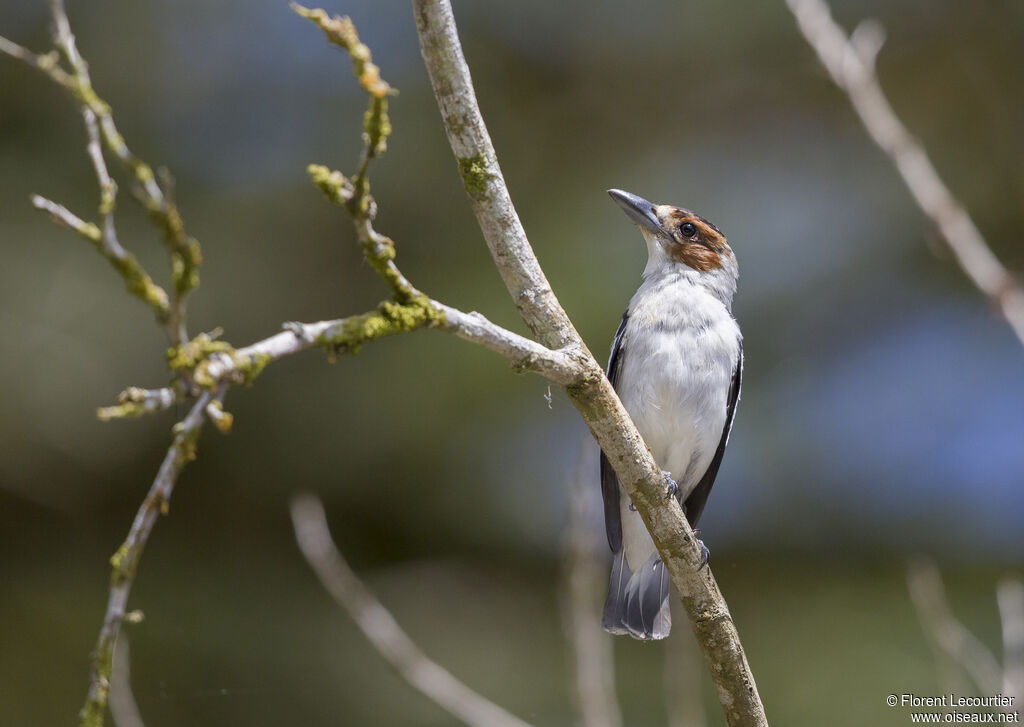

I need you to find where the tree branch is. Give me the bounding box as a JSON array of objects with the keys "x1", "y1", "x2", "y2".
[
  {"x1": 290, "y1": 494, "x2": 534, "y2": 727},
  {"x1": 109, "y1": 637, "x2": 146, "y2": 727},
  {"x1": 906, "y1": 561, "x2": 1005, "y2": 705},
  {"x1": 412, "y1": 2, "x2": 767, "y2": 724},
  {"x1": 100, "y1": 302, "x2": 580, "y2": 421},
  {"x1": 1, "y1": 0, "x2": 201, "y2": 344},
  {"x1": 9, "y1": 3, "x2": 766, "y2": 724},
  {"x1": 665, "y1": 625, "x2": 709, "y2": 727},
  {"x1": 561, "y1": 441, "x2": 622, "y2": 727},
  {"x1": 997, "y1": 578, "x2": 1024, "y2": 705},
  {"x1": 785, "y1": 0, "x2": 1024, "y2": 347},
  {"x1": 409, "y1": 0, "x2": 579, "y2": 350},
  {"x1": 80, "y1": 386, "x2": 226, "y2": 727}
]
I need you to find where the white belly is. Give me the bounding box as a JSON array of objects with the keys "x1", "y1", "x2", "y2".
[{"x1": 615, "y1": 279, "x2": 740, "y2": 570}]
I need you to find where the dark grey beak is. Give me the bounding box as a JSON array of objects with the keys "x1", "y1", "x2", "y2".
[{"x1": 608, "y1": 189, "x2": 662, "y2": 235}]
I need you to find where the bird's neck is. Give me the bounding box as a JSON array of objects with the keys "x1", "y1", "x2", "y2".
[{"x1": 640, "y1": 262, "x2": 738, "y2": 312}]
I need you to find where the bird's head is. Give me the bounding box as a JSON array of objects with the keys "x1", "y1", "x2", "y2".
[{"x1": 608, "y1": 189, "x2": 736, "y2": 292}]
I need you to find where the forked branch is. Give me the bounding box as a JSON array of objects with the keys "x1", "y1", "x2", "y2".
[
  {"x1": 785, "y1": 0, "x2": 1024, "y2": 347},
  {"x1": 413, "y1": 1, "x2": 767, "y2": 724},
  {"x1": 291, "y1": 494, "x2": 534, "y2": 727}
]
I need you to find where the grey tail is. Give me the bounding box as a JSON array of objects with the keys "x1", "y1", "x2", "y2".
[{"x1": 602, "y1": 549, "x2": 672, "y2": 640}]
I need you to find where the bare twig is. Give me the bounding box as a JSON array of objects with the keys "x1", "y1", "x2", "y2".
[
  {"x1": 997, "y1": 578, "x2": 1024, "y2": 704},
  {"x1": 413, "y1": 2, "x2": 767, "y2": 724},
  {"x1": 665, "y1": 622, "x2": 708, "y2": 727},
  {"x1": 290, "y1": 494, "x2": 534, "y2": 727},
  {"x1": 80, "y1": 387, "x2": 225, "y2": 727},
  {"x1": 0, "y1": 34, "x2": 73, "y2": 84},
  {"x1": 49, "y1": 0, "x2": 200, "y2": 342},
  {"x1": 562, "y1": 441, "x2": 622, "y2": 727},
  {"x1": 29, "y1": 193, "x2": 171, "y2": 319},
  {"x1": 109, "y1": 637, "x2": 146, "y2": 727},
  {"x1": 906, "y1": 561, "x2": 1005, "y2": 706},
  {"x1": 785, "y1": 0, "x2": 1024, "y2": 347},
  {"x1": 0, "y1": 1, "x2": 201, "y2": 343},
  {"x1": 409, "y1": 3, "x2": 574, "y2": 350},
  {"x1": 97, "y1": 387, "x2": 178, "y2": 422},
  {"x1": 30, "y1": 194, "x2": 101, "y2": 241}
]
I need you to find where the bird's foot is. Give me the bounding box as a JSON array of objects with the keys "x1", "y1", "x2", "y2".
[
  {"x1": 663, "y1": 470, "x2": 679, "y2": 500},
  {"x1": 697, "y1": 538, "x2": 710, "y2": 570}
]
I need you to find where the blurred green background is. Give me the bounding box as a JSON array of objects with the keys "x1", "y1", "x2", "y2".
[{"x1": 1, "y1": 0, "x2": 1022, "y2": 724}]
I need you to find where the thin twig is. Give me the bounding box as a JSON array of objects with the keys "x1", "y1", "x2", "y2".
[
  {"x1": 561, "y1": 440, "x2": 622, "y2": 727},
  {"x1": 101, "y1": 304, "x2": 580, "y2": 419},
  {"x1": 97, "y1": 387, "x2": 178, "y2": 422},
  {"x1": 0, "y1": 35, "x2": 73, "y2": 85},
  {"x1": 80, "y1": 387, "x2": 225, "y2": 727},
  {"x1": 30, "y1": 195, "x2": 101, "y2": 241},
  {"x1": 785, "y1": 0, "x2": 1024, "y2": 347},
  {"x1": 997, "y1": 578, "x2": 1024, "y2": 704},
  {"x1": 109, "y1": 637, "x2": 146, "y2": 727},
  {"x1": 29, "y1": 194, "x2": 171, "y2": 321},
  {"x1": 290, "y1": 494, "x2": 534, "y2": 727},
  {"x1": 665, "y1": 622, "x2": 708, "y2": 727},
  {"x1": 2, "y1": 3, "x2": 198, "y2": 343},
  {"x1": 413, "y1": 2, "x2": 767, "y2": 724},
  {"x1": 409, "y1": 2, "x2": 575, "y2": 350},
  {"x1": 906, "y1": 561, "x2": 1004, "y2": 700}
]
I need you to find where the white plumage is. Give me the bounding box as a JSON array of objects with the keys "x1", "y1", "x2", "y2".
[
  {"x1": 616, "y1": 229, "x2": 741, "y2": 572},
  {"x1": 601, "y1": 190, "x2": 742, "y2": 641}
]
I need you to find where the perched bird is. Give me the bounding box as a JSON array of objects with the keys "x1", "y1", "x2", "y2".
[{"x1": 601, "y1": 189, "x2": 743, "y2": 641}]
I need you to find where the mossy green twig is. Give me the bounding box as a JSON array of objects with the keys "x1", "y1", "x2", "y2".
[
  {"x1": 1, "y1": 0, "x2": 202, "y2": 345},
  {"x1": 31, "y1": 195, "x2": 170, "y2": 319},
  {"x1": 290, "y1": 3, "x2": 393, "y2": 98},
  {"x1": 293, "y1": 4, "x2": 394, "y2": 209},
  {"x1": 317, "y1": 299, "x2": 446, "y2": 356},
  {"x1": 80, "y1": 387, "x2": 223, "y2": 727},
  {"x1": 97, "y1": 386, "x2": 178, "y2": 421}
]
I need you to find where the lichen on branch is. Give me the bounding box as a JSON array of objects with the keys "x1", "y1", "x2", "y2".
[{"x1": 292, "y1": 2, "x2": 394, "y2": 161}]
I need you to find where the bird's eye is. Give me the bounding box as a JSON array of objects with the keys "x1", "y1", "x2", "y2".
[{"x1": 680, "y1": 222, "x2": 697, "y2": 238}]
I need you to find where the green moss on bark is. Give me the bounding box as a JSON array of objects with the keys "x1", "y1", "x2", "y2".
[
  {"x1": 317, "y1": 297, "x2": 445, "y2": 355},
  {"x1": 457, "y1": 152, "x2": 494, "y2": 196}
]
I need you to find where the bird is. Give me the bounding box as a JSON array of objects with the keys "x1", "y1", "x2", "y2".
[{"x1": 601, "y1": 189, "x2": 743, "y2": 641}]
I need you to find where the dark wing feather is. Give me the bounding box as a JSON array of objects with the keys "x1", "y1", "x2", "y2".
[
  {"x1": 600, "y1": 311, "x2": 629, "y2": 552},
  {"x1": 683, "y1": 343, "x2": 743, "y2": 528}
]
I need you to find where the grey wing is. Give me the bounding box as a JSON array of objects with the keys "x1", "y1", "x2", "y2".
[
  {"x1": 600, "y1": 311, "x2": 629, "y2": 552},
  {"x1": 683, "y1": 344, "x2": 743, "y2": 528}
]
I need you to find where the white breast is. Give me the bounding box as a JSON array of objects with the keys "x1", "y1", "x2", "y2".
[{"x1": 615, "y1": 273, "x2": 741, "y2": 570}]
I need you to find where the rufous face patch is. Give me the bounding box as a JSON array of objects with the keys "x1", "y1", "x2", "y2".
[{"x1": 653, "y1": 205, "x2": 730, "y2": 272}]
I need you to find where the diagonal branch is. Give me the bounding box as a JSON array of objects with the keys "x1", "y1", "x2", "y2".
[
  {"x1": 412, "y1": 2, "x2": 767, "y2": 725},
  {"x1": 47, "y1": 0, "x2": 201, "y2": 339},
  {"x1": 29, "y1": 194, "x2": 171, "y2": 321},
  {"x1": 0, "y1": 0, "x2": 202, "y2": 344},
  {"x1": 997, "y1": 578, "x2": 1024, "y2": 704},
  {"x1": 409, "y1": 1, "x2": 579, "y2": 350},
  {"x1": 785, "y1": 0, "x2": 1024, "y2": 347},
  {"x1": 109, "y1": 637, "x2": 146, "y2": 727},
  {"x1": 561, "y1": 441, "x2": 622, "y2": 727},
  {"x1": 906, "y1": 561, "x2": 1003, "y2": 700},
  {"x1": 290, "y1": 494, "x2": 534, "y2": 727},
  {"x1": 80, "y1": 386, "x2": 226, "y2": 727}
]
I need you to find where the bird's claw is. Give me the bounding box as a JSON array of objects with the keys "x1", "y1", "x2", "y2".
[
  {"x1": 697, "y1": 538, "x2": 710, "y2": 570},
  {"x1": 663, "y1": 470, "x2": 679, "y2": 500}
]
